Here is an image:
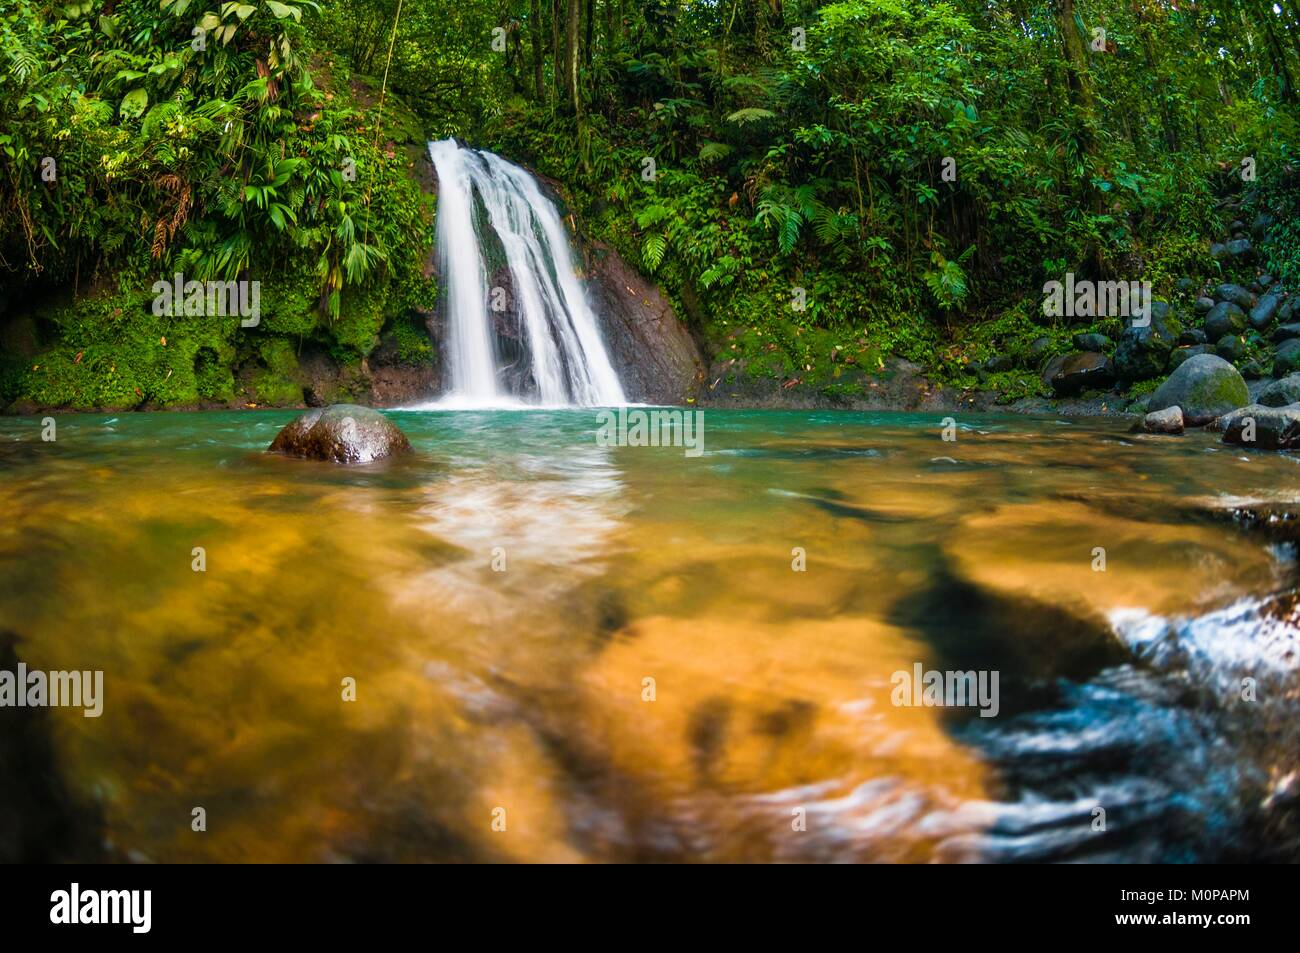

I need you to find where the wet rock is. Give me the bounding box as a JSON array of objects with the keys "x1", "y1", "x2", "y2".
[
  {"x1": 1217, "y1": 404, "x2": 1300, "y2": 451},
  {"x1": 1276, "y1": 339, "x2": 1300, "y2": 379},
  {"x1": 1226, "y1": 238, "x2": 1254, "y2": 261},
  {"x1": 1278, "y1": 297, "x2": 1298, "y2": 324},
  {"x1": 1215, "y1": 283, "x2": 1255, "y2": 310},
  {"x1": 1250, "y1": 293, "x2": 1282, "y2": 330},
  {"x1": 268, "y1": 404, "x2": 412, "y2": 463},
  {"x1": 1143, "y1": 406, "x2": 1184, "y2": 435},
  {"x1": 1027, "y1": 336, "x2": 1054, "y2": 365},
  {"x1": 1210, "y1": 242, "x2": 1229, "y2": 262},
  {"x1": 1260, "y1": 374, "x2": 1300, "y2": 408},
  {"x1": 1241, "y1": 360, "x2": 1267, "y2": 381},
  {"x1": 1194, "y1": 296, "x2": 1215, "y2": 315},
  {"x1": 1179, "y1": 327, "x2": 1208, "y2": 346},
  {"x1": 1147, "y1": 353, "x2": 1249, "y2": 426},
  {"x1": 1168, "y1": 344, "x2": 1215, "y2": 372},
  {"x1": 1258, "y1": 273, "x2": 1276, "y2": 289},
  {"x1": 584, "y1": 240, "x2": 704, "y2": 403},
  {"x1": 1114, "y1": 312, "x2": 1179, "y2": 382},
  {"x1": 1043, "y1": 351, "x2": 1113, "y2": 396},
  {"x1": 1204, "y1": 301, "x2": 1247, "y2": 340},
  {"x1": 1215, "y1": 334, "x2": 1246, "y2": 363},
  {"x1": 984, "y1": 353, "x2": 1014, "y2": 372},
  {"x1": 1273, "y1": 322, "x2": 1300, "y2": 344},
  {"x1": 1072, "y1": 332, "x2": 1110, "y2": 352}
]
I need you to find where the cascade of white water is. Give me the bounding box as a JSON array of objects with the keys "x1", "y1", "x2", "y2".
[{"x1": 427, "y1": 138, "x2": 626, "y2": 407}]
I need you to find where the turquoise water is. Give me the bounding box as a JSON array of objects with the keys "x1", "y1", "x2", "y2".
[{"x1": 1, "y1": 408, "x2": 1298, "y2": 861}]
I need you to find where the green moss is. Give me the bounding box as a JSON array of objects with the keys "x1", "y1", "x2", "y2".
[
  {"x1": 20, "y1": 285, "x2": 240, "y2": 409},
  {"x1": 1126, "y1": 376, "x2": 1165, "y2": 398},
  {"x1": 1188, "y1": 370, "x2": 1249, "y2": 408},
  {"x1": 391, "y1": 312, "x2": 435, "y2": 365},
  {"x1": 258, "y1": 267, "x2": 323, "y2": 339},
  {"x1": 247, "y1": 338, "x2": 303, "y2": 406}
]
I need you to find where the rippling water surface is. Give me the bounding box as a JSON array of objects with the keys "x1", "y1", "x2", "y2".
[{"x1": 2, "y1": 408, "x2": 1299, "y2": 862}]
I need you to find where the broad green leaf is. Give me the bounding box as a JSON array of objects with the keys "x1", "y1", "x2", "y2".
[{"x1": 120, "y1": 88, "x2": 148, "y2": 119}]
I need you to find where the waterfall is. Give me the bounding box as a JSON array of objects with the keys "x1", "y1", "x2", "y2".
[{"x1": 427, "y1": 139, "x2": 626, "y2": 408}]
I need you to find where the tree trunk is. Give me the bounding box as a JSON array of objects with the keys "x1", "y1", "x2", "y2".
[
  {"x1": 530, "y1": 0, "x2": 545, "y2": 99},
  {"x1": 1132, "y1": 1, "x2": 1179, "y2": 152},
  {"x1": 566, "y1": 0, "x2": 582, "y2": 115},
  {"x1": 585, "y1": 0, "x2": 594, "y2": 67},
  {"x1": 1054, "y1": 0, "x2": 1104, "y2": 267},
  {"x1": 552, "y1": 0, "x2": 564, "y2": 100}
]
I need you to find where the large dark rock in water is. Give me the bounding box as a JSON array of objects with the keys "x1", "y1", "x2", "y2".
[
  {"x1": 1042, "y1": 351, "x2": 1113, "y2": 395},
  {"x1": 583, "y1": 240, "x2": 703, "y2": 403},
  {"x1": 268, "y1": 404, "x2": 412, "y2": 463},
  {"x1": 1147, "y1": 353, "x2": 1249, "y2": 426},
  {"x1": 1216, "y1": 403, "x2": 1300, "y2": 450}
]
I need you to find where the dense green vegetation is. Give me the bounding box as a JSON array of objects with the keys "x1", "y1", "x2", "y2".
[
  {"x1": 3, "y1": 0, "x2": 1300, "y2": 409},
  {"x1": 1, "y1": 0, "x2": 435, "y2": 408}
]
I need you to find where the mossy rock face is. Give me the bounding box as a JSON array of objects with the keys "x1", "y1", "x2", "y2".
[
  {"x1": 1147, "y1": 353, "x2": 1249, "y2": 425},
  {"x1": 1204, "y1": 301, "x2": 1246, "y2": 340},
  {"x1": 1275, "y1": 339, "x2": 1300, "y2": 379},
  {"x1": 268, "y1": 404, "x2": 412, "y2": 464},
  {"x1": 1114, "y1": 314, "x2": 1178, "y2": 382},
  {"x1": 1259, "y1": 373, "x2": 1300, "y2": 408}
]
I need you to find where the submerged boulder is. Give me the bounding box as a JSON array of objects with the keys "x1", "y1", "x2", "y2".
[
  {"x1": 1147, "y1": 353, "x2": 1249, "y2": 426},
  {"x1": 268, "y1": 404, "x2": 412, "y2": 463}
]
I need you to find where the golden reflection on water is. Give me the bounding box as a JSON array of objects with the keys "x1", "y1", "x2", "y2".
[{"x1": 0, "y1": 410, "x2": 1296, "y2": 861}]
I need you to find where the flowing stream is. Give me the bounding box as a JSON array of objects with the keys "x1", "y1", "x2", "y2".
[
  {"x1": 426, "y1": 139, "x2": 625, "y2": 408},
  {"x1": 2, "y1": 410, "x2": 1299, "y2": 862}
]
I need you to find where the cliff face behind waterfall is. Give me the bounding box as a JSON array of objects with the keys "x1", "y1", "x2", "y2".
[{"x1": 424, "y1": 147, "x2": 703, "y2": 407}]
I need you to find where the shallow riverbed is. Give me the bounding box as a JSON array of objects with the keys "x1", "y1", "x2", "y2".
[{"x1": 1, "y1": 408, "x2": 1298, "y2": 862}]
